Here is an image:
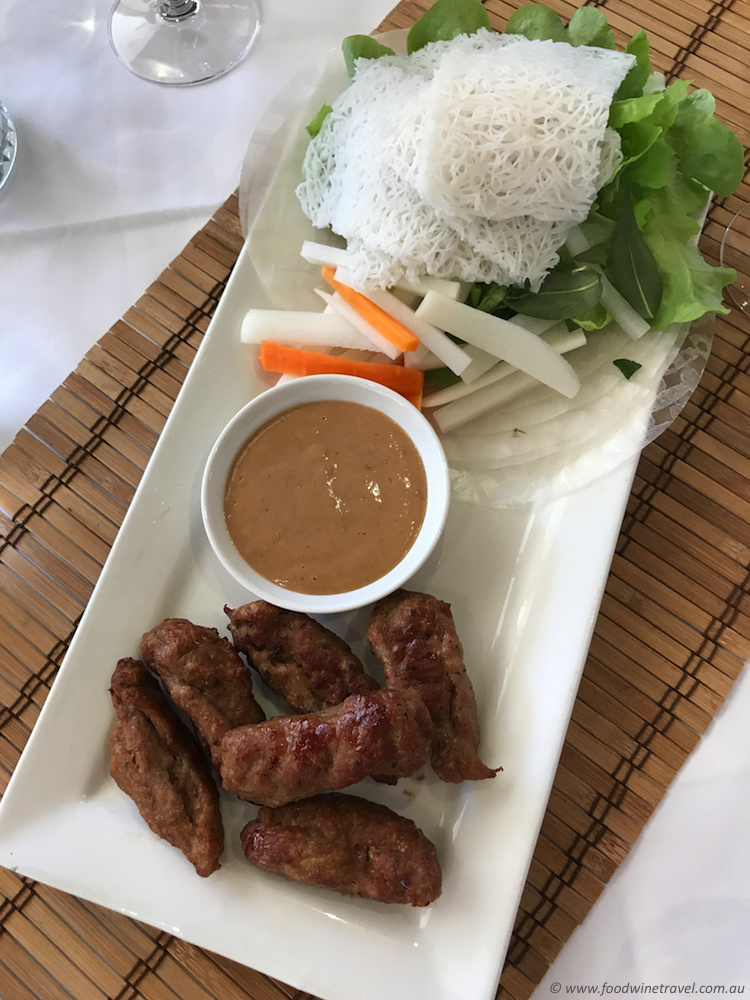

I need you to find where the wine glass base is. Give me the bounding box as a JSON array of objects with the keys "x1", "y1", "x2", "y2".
[
  {"x1": 719, "y1": 202, "x2": 750, "y2": 317},
  {"x1": 108, "y1": 0, "x2": 260, "y2": 86}
]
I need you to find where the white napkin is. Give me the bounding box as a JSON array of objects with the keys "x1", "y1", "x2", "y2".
[{"x1": 0, "y1": 0, "x2": 396, "y2": 450}]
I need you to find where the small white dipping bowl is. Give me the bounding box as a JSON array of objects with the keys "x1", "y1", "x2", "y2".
[{"x1": 201, "y1": 374, "x2": 450, "y2": 614}]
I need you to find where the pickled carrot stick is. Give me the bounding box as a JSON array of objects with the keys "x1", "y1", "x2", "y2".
[
  {"x1": 259, "y1": 342, "x2": 424, "y2": 404},
  {"x1": 320, "y1": 267, "x2": 420, "y2": 353}
]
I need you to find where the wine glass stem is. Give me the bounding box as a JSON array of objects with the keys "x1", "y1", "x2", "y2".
[{"x1": 159, "y1": 0, "x2": 199, "y2": 21}]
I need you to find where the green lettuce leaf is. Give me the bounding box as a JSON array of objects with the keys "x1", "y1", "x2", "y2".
[
  {"x1": 505, "y1": 3, "x2": 568, "y2": 42},
  {"x1": 665, "y1": 88, "x2": 744, "y2": 196},
  {"x1": 566, "y1": 7, "x2": 615, "y2": 48},
  {"x1": 613, "y1": 31, "x2": 651, "y2": 101},
  {"x1": 342, "y1": 35, "x2": 395, "y2": 76},
  {"x1": 407, "y1": 0, "x2": 490, "y2": 53},
  {"x1": 574, "y1": 303, "x2": 612, "y2": 330},
  {"x1": 306, "y1": 104, "x2": 332, "y2": 137}
]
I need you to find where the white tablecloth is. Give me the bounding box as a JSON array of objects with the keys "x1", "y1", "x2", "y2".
[{"x1": 0, "y1": 1, "x2": 748, "y2": 996}]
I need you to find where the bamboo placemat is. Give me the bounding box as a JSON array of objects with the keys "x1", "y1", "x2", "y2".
[{"x1": 1, "y1": 1, "x2": 749, "y2": 997}]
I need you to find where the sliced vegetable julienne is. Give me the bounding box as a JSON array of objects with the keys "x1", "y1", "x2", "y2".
[
  {"x1": 333, "y1": 275, "x2": 473, "y2": 376},
  {"x1": 433, "y1": 370, "x2": 542, "y2": 434},
  {"x1": 321, "y1": 267, "x2": 420, "y2": 353},
  {"x1": 313, "y1": 289, "x2": 402, "y2": 360},
  {"x1": 394, "y1": 275, "x2": 469, "y2": 302},
  {"x1": 599, "y1": 274, "x2": 651, "y2": 339},
  {"x1": 300, "y1": 241, "x2": 351, "y2": 269},
  {"x1": 424, "y1": 324, "x2": 586, "y2": 408},
  {"x1": 504, "y1": 314, "x2": 561, "y2": 336},
  {"x1": 240, "y1": 309, "x2": 373, "y2": 351},
  {"x1": 440, "y1": 370, "x2": 645, "y2": 463},
  {"x1": 336, "y1": 264, "x2": 471, "y2": 302},
  {"x1": 404, "y1": 342, "x2": 445, "y2": 370},
  {"x1": 441, "y1": 321, "x2": 686, "y2": 461},
  {"x1": 258, "y1": 341, "x2": 424, "y2": 406},
  {"x1": 458, "y1": 344, "x2": 505, "y2": 384},
  {"x1": 415, "y1": 291, "x2": 581, "y2": 398}
]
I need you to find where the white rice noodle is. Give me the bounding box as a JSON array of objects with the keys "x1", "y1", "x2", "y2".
[
  {"x1": 296, "y1": 32, "x2": 633, "y2": 293},
  {"x1": 414, "y1": 41, "x2": 632, "y2": 224}
]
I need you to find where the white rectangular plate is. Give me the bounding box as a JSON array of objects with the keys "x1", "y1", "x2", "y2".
[{"x1": 0, "y1": 238, "x2": 636, "y2": 1000}]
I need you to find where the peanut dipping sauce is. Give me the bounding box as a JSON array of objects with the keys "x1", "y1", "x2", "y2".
[{"x1": 223, "y1": 399, "x2": 428, "y2": 595}]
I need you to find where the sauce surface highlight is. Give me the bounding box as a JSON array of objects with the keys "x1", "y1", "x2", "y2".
[{"x1": 224, "y1": 399, "x2": 428, "y2": 595}]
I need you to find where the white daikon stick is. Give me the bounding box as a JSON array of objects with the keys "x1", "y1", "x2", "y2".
[
  {"x1": 564, "y1": 225, "x2": 590, "y2": 257},
  {"x1": 459, "y1": 343, "x2": 503, "y2": 384},
  {"x1": 506, "y1": 314, "x2": 561, "y2": 336},
  {"x1": 300, "y1": 241, "x2": 350, "y2": 269},
  {"x1": 415, "y1": 291, "x2": 580, "y2": 398},
  {"x1": 241, "y1": 309, "x2": 373, "y2": 350},
  {"x1": 394, "y1": 275, "x2": 470, "y2": 302},
  {"x1": 333, "y1": 271, "x2": 472, "y2": 375},
  {"x1": 313, "y1": 288, "x2": 402, "y2": 360},
  {"x1": 599, "y1": 274, "x2": 651, "y2": 340},
  {"x1": 432, "y1": 370, "x2": 538, "y2": 434},
  {"x1": 423, "y1": 324, "x2": 586, "y2": 408},
  {"x1": 404, "y1": 342, "x2": 445, "y2": 370}
]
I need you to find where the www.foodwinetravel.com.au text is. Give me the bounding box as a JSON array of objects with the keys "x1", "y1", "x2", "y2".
[{"x1": 549, "y1": 983, "x2": 746, "y2": 995}]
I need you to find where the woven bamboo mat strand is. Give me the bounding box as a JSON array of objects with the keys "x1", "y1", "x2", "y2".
[{"x1": 1, "y1": 0, "x2": 750, "y2": 996}]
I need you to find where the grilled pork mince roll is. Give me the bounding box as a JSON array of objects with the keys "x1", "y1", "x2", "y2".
[
  {"x1": 219, "y1": 688, "x2": 432, "y2": 807},
  {"x1": 225, "y1": 601, "x2": 378, "y2": 713},
  {"x1": 241, "y1": 792, "x2": 441, "y2": 906},
  {"x1": 109, "y1": 657, "x2": 224, "y2": 877},
  {"x1": 367, "y1": 589, "x2": 497, "y2": 783},
  {"x1": 140, "y1": 617, "x2": 265, "y2": 769}
]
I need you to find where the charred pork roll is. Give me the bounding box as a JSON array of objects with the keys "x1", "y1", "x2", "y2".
[
  {"x1": 219, "y1": 688, "x2": 432, "y2": 807},
  {"x1": 367, "y1": 589, "x2": 497, "y2": 783},
  {"x1": 140, "y1": 617, "x2": 265, "y2": 769},
  {"x1": 109, "y1": 658, "x2": 224, "y2": 878},
  {"x1": 225, "y1": 601, "x2": 378, "y2": 713},
  {"x1": 241, "y1": 792, "x2": 442, "y2": 907}
]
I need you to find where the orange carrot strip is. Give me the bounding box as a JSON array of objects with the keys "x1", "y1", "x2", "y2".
[
  {"x1": 321, "y1": 267, "x2": 420, "y2": 353},
  {"x1": 259, "y1": 342, "x2": 424, "y2": 402}
]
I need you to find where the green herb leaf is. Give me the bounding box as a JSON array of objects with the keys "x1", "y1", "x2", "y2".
[
  {"x1": 407, "y1": 0, "x2": 490, "y2": 53},
  {"x1": 572, "y1": 241, "x2": 610, "y2": 267},
  {"x1": 614, "y1": 30, "x2": 651, "y2": 101},
  {"x1": 505, "y1": 3, "x2": 568, "y2": 42},
  {"x1": 342, "y1": 35, "x2": 395, "y2": 76},
  {"x1": 566, "y1": 7, "x2": 615, "y2": 48},
  {"x1": 467, "y1": 281, "x2": 508, "y2": 313},
  {"x1": 607, "y1": 189, "x2": 663, "y2": 319},
  {"x1": 507, "y1": 265, "x2": 602, "y2": 319},
  {"x1": 305, "y1": 104, "x2": 333, "y2": 137},
  {"x1": 425, "y1": 367, "x2": 463, "y2": 390},
  {"x1": 613, "y1": 358, "x2": 642, "y2": 379}
]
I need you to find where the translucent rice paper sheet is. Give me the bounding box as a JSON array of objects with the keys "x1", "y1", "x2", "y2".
[{"x1": 238, "y1": 32, "x2": 713, "y2": 509}]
